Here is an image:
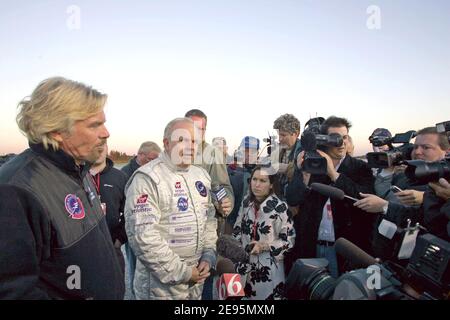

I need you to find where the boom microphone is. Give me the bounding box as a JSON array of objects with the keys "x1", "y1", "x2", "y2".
[
  {"x1": 310, "y1": 183, "x2": 359, "y2": 202},
  {"x1": 335, "y1": 238, "x2": 378, "y2": 271}
]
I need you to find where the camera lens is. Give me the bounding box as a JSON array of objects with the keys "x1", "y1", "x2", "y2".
[{"x1": 286, "y1": 258, "x2": 337, "y2": 300}]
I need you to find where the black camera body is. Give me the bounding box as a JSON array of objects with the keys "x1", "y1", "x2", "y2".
[
  {"x1": 366, "y1": 130, "x2": 416, "y2": 169},
  {"x1": 286, "y1": 233, "x2": 450, "y2": 300},
  {"x1": 404, "y1": 157, "x2": 450, "y2": 185},
  {"x1": 300, "y1": 117, "x2": 343, "y2": 175}
]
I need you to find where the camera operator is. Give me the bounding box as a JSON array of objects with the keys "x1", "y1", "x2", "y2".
[
  {"x1": 285, "y1": 116, "x2": 375, "y2": 278},
  {"x1": 273, "y1": 114, "x2": 302, "y2": 201},
  {"x1": 354, "y1": 128, "x2": 450, "y2": 242},
  {"x1": 370, "y1": 128, "x2": 405, "y2": 201}
]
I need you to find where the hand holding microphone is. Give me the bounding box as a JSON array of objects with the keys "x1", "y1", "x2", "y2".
[
  {"x1": 212, "y1": 183, "x2": 232, "y2": 217},
  {"x1": 354, "y1": 193, "x2": 389, "y2": 213}
]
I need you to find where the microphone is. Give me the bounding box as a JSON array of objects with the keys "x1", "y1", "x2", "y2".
[
  {"x1": 215, "y1": 258, "x2": 244, "y2": 300},
  {"x1": 211, "y1": 183, "x2": 227, "y2": 203},
  {"x1": 334, "y1": 237, "x2": 378, "y2": 270},
  {"x1": 215, "y1": 257, "x2": 236, "y2": 275},
  {"x1": 310, "y1": 183, "x2": 359, "y2": 202},
  {"x1": 217, "y1": 234, "x2": 249, "y2": 264}
]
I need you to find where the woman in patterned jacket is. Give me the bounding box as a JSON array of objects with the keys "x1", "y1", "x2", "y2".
[{"x1": 232, "y1": 165, "x2": 296, "y2": 300}]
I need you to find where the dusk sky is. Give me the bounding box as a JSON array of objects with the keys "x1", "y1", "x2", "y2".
[{"x1": 1, "y1": 0, "x2": 449, "y2": 156}]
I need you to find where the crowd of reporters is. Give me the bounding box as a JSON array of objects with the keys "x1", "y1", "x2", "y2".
[{"x1": 0, "y1": 76, "x2": 448, "y2": 300}]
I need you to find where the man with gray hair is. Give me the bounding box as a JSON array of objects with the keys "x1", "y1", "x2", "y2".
[
  {"x1": 0, "y1": 77, "x2": 124, "y2": 299},
  {"x1": 273, "y1": 113, "x2": 302, "y2": 200},
  {"x1": 121, "y1": 141, "x2": 161, "y2": 179},
  {"x1": 124, "y1": 117, "x2": 217, "y2": 300}
]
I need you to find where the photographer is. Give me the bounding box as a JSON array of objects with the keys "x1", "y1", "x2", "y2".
[
  {"x1": 355, "y1": 127, "x2": 448, "y2": 219},
  {"x1": 370, "y1": 128, "x2": 405, "y2": 201},
  {"x1": 285, "y1": 116, "x2": 375, "y2": 277},
  {"x1": 355, "y1": 129, "x2": 450, "y2": 244},
  {"x1": 273, "y1": 114, "x2": 302, "y2": 201}
]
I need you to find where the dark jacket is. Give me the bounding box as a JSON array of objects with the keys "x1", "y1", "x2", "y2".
[
  {"x1": 285, "y1": 155, "x2": 375, "y2": 270},
  {"x1": 227, "y1": 165, "x2": 253, "y2": 228},
  {"x1": 120, "y1": 156, "x2": 140, "y2": 179},
  {"x1": 91, "y1": 158, "x2": 128, "y2": 244},
  {"x1": 385, "y1": 188, "x2": 449, "y2": 242},
  {"x1": 372, "y1": 177, "x2": 428, "y2": 261},
  {"x1": 278, "y1": 139, "x2": 302, "y2": 200},
  {"x1": 0, "y1": 143, "x2": 124, "y2": 299}
]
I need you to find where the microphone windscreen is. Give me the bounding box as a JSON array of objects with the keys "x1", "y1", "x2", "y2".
[
  {"x1": 335, "y1": 237, "x2": 377, "y2": 270},
  {"x1": 311, "y1": 183, "x2": 345, "y2": 200},
  {"x1": 301, "y1": 131, "x2": 317, "y2": 152},
  {"x1": 215, "y1": 258, "x2": 236, "y2": 276},
  {"x1": 217, "y1": 234, "x2": 249, "y2": 264}
]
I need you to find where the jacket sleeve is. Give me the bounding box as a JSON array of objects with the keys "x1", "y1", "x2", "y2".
[
  {"x1": 385, "y1": 202, "x2": 422, "y2": 226},
  {"x1": 115, "y1": 173, "x2": 128, "y2": 244},
  {"x1": 200, "y1": 192, "x2": 218, "y2": 269},
  {"x1": 268, "y1": 205, "x2": 296, "y2": 262},
  {"x1": 209, "y1": 148, "x2": 235, "y2": 214},
  {"x1": 334, "y1": 160, "x2": 375, "y2": 198},
  {"x1": 0, "y1": 185, "x2": 51, "y2": 299},
  {"x1": 374, "y1": 171, "x2": 394, "y2": 198},
  {"x1": 124, "y1": 173, "x2": 192, "y2": 285},
  {"x1": 285, "y1": 168, "x2": 308, "y2": 207}
]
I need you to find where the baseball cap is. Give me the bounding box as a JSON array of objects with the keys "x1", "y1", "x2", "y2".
[
  {"x1": 240, "y1": 136, "x2": 260, "y2": 150},
  {"x1": 370, "y1": 128, "x2": 392, "y2": 138}
]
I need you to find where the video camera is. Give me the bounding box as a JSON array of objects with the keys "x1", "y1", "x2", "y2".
[
  {"x1": 286, "y1": 234, "x2": 450, "y2": 300},
  {"x1": 402, "y1": 120, "x2": 450, "y2": 184},
  {"x1": 300, "y1": 117, "x2": 344, "y2": 174},
  {"x1": 366, "y1": 130, "x2": 416, "y2": 168}
]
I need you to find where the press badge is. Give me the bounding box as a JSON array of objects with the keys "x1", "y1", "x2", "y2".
[{"x1": 397, "y1": 228, "x2": 419, "y2": 260}]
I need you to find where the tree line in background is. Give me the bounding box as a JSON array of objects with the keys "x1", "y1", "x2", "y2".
[
  {"x1": 108, "y1": 150, "x2": 133, "y2": 163},
  {"x1": 0, "y1": 150, "x2": 133, "y2": 167}
]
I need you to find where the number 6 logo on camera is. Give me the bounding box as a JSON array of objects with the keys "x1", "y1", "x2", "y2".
[{"x1": 217, "y1": 273, "x2": 244, "y2": 300}]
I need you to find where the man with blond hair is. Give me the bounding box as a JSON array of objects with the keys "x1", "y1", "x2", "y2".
[
  {"x1": 0, "y1": 77, "x2": 124, "y2": 299},
  {"x1": 124, "y1": 117, "x2": 217, "y2": 300}
]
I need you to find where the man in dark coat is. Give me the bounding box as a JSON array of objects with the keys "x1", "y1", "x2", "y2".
[{"x1": 286, "y1": 116, "x2": 375, "y2": 277}]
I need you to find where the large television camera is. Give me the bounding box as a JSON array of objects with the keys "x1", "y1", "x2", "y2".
[
  {"x1": 404, "y1": 158, "x2": 450, "y2": 185},
  {"x1": 286, "y1": 235, "x2": 450, "y2": 300},
  {"x1": 366, "y1": 130, "x2": 416, "y2": 168},
  {"x1": 300, "y1": 117, "x2": 344, "y2": 175},
  {"x1": 402, "y1": 120, "x2": 450, "y2": 184}
]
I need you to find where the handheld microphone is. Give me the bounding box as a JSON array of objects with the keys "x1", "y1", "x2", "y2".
[
  {"x1": 215, "y1": 258, "x2": 244, "y2": 300},
  {"x1": 216, "y1": 258, "x2": 245, "y2": 300},
  {"x1": 211, "y1": 183, "x2": 227, "y2": 202},
  {"x1": 217, "y1": 234, "x2": 249, "y2": 264},
  {"x1": 334, "y1": 237, "x2": 378, "y2": 270},
  {"x1": 310, "y1": 183, "x2": 359, "y2": 202}
]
